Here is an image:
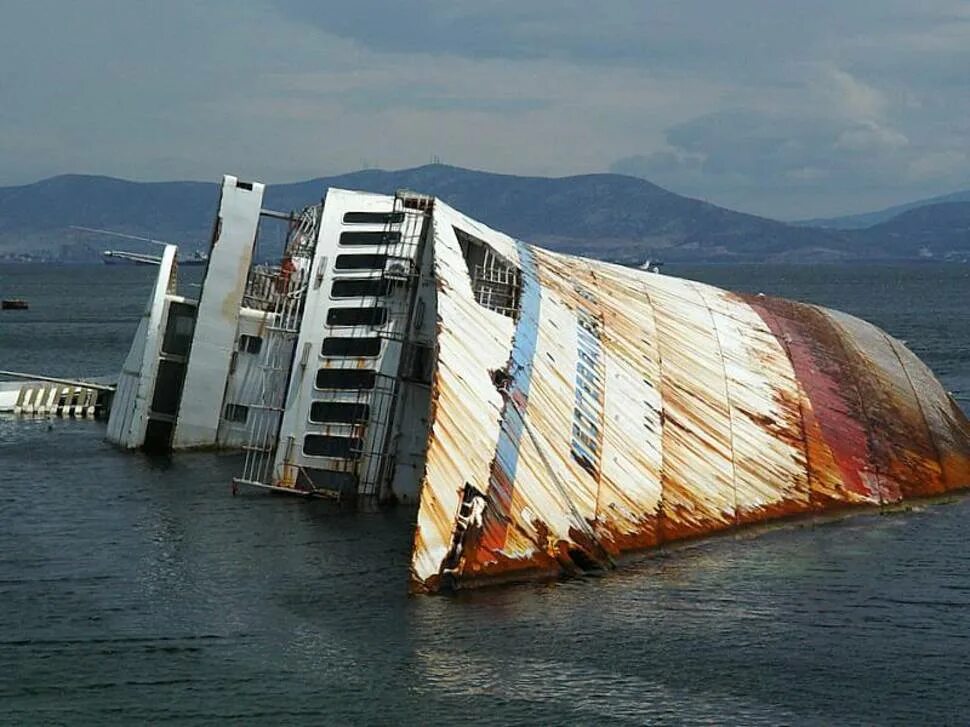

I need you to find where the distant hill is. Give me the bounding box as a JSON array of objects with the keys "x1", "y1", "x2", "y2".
[
  {"x1": 0, "y1": 165, "x2": 966, "y2": 263},
  {"x1": 796, "y1": 189, "x2": 970, "y2": 229},
  {"x1": 851, "y1": 202, "x2": 970, "y2": 260}
]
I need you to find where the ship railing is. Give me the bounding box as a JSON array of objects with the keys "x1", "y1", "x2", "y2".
[
  {"x1": 236, "y1": 205, "x2": 322, "y2": 491},
  {"x1": 351, "y1": 190, "x2": 433, "y2": 498}
]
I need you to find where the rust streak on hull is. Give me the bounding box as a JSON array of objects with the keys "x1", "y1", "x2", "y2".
[{"x1": 408, "y1": 201, "x2": 970, "y2": 593}]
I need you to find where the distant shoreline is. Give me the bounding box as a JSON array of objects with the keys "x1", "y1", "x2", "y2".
[{"x1": 1, "y1": 258, "x2": 967, "y2": 268}]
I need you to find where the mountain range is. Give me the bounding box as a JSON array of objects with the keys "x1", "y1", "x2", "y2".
[
  {"x1": 796, "y1": 190, "x2": 970, "y2": 229},
  {"x1": 0, "y1": 165, "x2": 967, "y2": 263}
]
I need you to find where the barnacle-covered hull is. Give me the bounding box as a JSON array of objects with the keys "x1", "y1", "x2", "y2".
[{"x1": 411, "y1": 203, "x2": 970, "y2": 592}]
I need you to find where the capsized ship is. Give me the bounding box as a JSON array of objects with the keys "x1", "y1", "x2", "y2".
[{"x1": 100, "y1": 175, "x2": 970, "y2": 592}]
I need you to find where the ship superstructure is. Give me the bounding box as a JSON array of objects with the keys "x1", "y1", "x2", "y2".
[{"x1": 97, "y1": 174, "x2": 970, "y2": 592}]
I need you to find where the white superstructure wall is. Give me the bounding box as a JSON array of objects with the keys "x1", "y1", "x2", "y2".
[
  {"x1": 173, "y1": 176, "x2": 264, "y2": 449},
  {"x1": 269, "y1": 188, "x2": 435, "y2": 501},
  {"x1": 106, "y1": 244, "x2": 179, "y2": 449}
]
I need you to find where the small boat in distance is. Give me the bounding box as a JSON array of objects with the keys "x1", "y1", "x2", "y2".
[
  {"x1": 102, "y1": 249, "x2": 208, "y2": 266},
  {"x1": 1, "y1": 299, "x2": 29, "y2": 310},
  {"x1": 71, "y1": 226, "x2": 208, "y2": 267}
]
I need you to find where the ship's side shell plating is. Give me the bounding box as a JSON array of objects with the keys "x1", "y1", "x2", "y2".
[{"x1": 410, "y1": 202, "x2": 970, "y2": 592}]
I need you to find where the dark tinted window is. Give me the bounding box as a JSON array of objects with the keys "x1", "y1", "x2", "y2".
[
  {"x1": 321, "y1": 337, "x2": 382, "y2": 357},
  {"x1": 335, "y1": 254, "x2": 387, "y2": 270},
  {"x1": 161, "y1": 302, "x2": 196, "y2": 357},
  {"x1": 238, "y1": 334, "x2": 262, "y2": 354},
  {"x1": 402, "y1": 342, "x2": 434, "y2": 384},
  {"x1": 326, "y1": 307, "x2": 387, "y2": 327},
  {"x1": 303, "y1": 434, "x2": 361, "y2": 459},
  {"x1": 331, "y1": 278, "x2": 389, "y2": 298},
  {"x1": 143, "y1": 419, "x2": 174, "y2": 454},
  {"x1": 151, "y1": 360, "x2": 185, "y2": 416},
  {"x1": 224, "y1": 403, "x2": 249, "y2": 422},
  {"x1": 300, "y1": 467, "x2": 357, "y2": 494},
  {"x1": 315, "y1": 369, "x2": 376, "y2": 390},
  {"x1": 339, "y1": 231, "x2": 401, "y2": 246},
  {"x1": 343, "y1": 211, "x2": 404, "y2": 224},
  {"x1": 309, "y1": 401, "x2": 370, "y2": 423}
]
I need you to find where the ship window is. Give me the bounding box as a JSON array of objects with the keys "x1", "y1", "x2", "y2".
[
  {"x1": 303, "y1": 434, "x2": 362, "y2": 459},
  {"x1": 150, "y1": 360, "x2": 186, "y2": 417},
  {"x1": 321, "y1": 337, "x2": 382, "y2": 357},
  {"x1": 224, "y1": 403, "x2": 249, "y2": 423},
  {"x1": 309, "y1": 401, "x2": 370, "y2": 424},
  {"x1": 315, "y1": 368, "x2": 377, "y2": 390},
  {"x1": 343, "y1": 211, "x2": 404, "y2": 224},
  {"x1": 327, "y1": 307, "x2": 388, "y2": 327},
  {"x1": 299, "y1": 467, "x2": 358, "y2": 494},
  {"x1": 402, "y1": 342, "x2": 434, "y2": 384},
  {"x1": 238, "y1": 334, "x2": 263, "y2": 354},
  {"x1": 339, "y1": 231, "x2": 401, "y2": 246},
  {"x1": 453, "y1": 227, "x2": 521, "y2": 318},
  {"x1": 331, "y1": 278, "x2": 389, "y2": 298},
  {"x1": 335, "y1": 254, "x2": 387, "y2": 270},
  {"x1": 161, "y1": 302, "x2": 196, "y2": 357},
  {"x1": 236, "y1": 180, "x2": 254, "y2": 191},
  {"x1": 143, "y1": 419, "x2": 174, "y2": 454}
]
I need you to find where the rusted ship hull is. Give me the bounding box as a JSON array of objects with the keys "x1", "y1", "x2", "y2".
[
  {"x1": 410, "y1": 209, "x2": 970, "y2": 592},
  {"x1": 92, "y1": 178, "x2": 970, "y2": 593}
]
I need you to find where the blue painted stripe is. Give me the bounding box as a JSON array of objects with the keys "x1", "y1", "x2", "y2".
[{"x1": 491, "y1": 243, "x2": 541, "y2": 503}]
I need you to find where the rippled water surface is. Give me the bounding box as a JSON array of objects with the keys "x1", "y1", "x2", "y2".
[{"x1": 1, "y1": 263, "x2": 969, "y2": 725}]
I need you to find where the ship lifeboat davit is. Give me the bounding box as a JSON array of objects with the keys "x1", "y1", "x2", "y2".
[{"x1": 408, "y1": 213, "x2": 970, "y2": 592}]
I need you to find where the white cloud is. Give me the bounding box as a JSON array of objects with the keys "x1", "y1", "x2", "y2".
[
  {"x1": 0, "y1": 0, "x2": 967, "y2": 219},
  {"x1": 813, "y1": 66, "x2": 889, "y2": 121},
  {"x1": 907, "y1": 151, "x2": 969, "y2": 182},
  {"x1": 834, "y1": 122, "x2": 909, "y2": 152}
]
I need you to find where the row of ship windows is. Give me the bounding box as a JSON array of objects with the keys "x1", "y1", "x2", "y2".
[
  {"x1": 223, "y1": 401, "x2": 370, "y2": 427},
  {"x1": 339, "y1": 231, "x2": 400, "y2": 247},
  {"x1": 224, "y1": 406, "x2": 363, "y2": 459},
  {"x1": 225, "y1": 404, "x2": 365, "y2": 461},
  {"x1": 313, "y1": 345, "x2": 432, "y2": 389},
  {"x1": 225, "y1": 372, "x2": 379, "y2": 422},
  {"x1": 238, "y1": 331, "x2": 384, "y2": 359},
  {"x1": 232, "y1": 215, "x2": 397, "y2": 444},
  {"x1": 285, "y1": 212, "x2": 411, "y2": 460},
  {"x1": 335, "y1": 253, "x2": 386, "y2": 271},
  {"x1": 330, "y1": 278, "x2": 389, "y2": 299},
  {"x1": 326, "y1": 231, "x2": 390, "y2": 354},
  {"x1": 342, "y1": 211, "x2": 403, "y2": 225},
  {"x1": 303, "y1": 434, "x2": 361, "y2": 459},
  {"x1": 332, "y1": 221, "x2": 398, "y2": 315},
  {"x1": 320, "y1": 336, "x2": 381, "y2": 357},
  {"x1": 327, "y1": 307, "x2": 387, "y2": 327},
  {"x1": 315, "y1": 368, "x2": 376, "y2": 390},
  {"x1": 309, "y1": 203, "x2": 386, "y2": 441}
]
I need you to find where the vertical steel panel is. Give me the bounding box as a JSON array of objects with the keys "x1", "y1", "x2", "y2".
[
  {"x1": 826, "y1": 309, "x2": 945, "y2": 500},
  {"x1": 410, "y1": 219, "x2": 517, "y2": 589},
  {"x1": 888, "y1": 337, "x2": 970, "y2": 489},
  {"x1": 698, "y1": 287, "x2": 811, "y2": 522},
  {"x1": 642, "y1": 275, "x2": 736, "y2": 540},
  {"x1": 539, "y1": 252, "x2": 665, "y2": 552},
  {"x1": 745, "y1": 295, "x2": 881, "y2": 505}
]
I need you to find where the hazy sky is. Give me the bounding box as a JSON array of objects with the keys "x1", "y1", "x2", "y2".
[{"x1": 1, "y1": 0, "x2": 968, "y2": 218}]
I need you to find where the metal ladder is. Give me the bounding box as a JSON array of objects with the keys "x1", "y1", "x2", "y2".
[
  {"x1": 235, "y1": 206, "x2": 319, "y2": 490},
  {"x1": 352, "y1": 190, "x2": 433, "y2": 499}
]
